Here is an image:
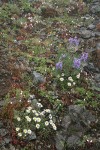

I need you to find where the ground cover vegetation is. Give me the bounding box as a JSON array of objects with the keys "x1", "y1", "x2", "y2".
[{"x1": 0, "y1": 0, "x2": 100, "y2": 150}]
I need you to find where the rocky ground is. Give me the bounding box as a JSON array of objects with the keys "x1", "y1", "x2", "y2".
[{"x1": 0, "y1": 0, "x2": 100, "y2": 150}]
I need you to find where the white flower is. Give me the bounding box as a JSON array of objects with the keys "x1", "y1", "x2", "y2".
[
  {"x1": 35, "y1": 112, "x2": 39, "y2": 116},
  {"x1": 60, "y1": 77, "x2": 64, "y2": 81},
  {"x1": 36, "y1": 124, "x2": 40, "y2": 129},
  {"x1": 49, "y1": 114, "x2": 52, "y2": 119},
  {"x1": 33, "y1": 117, "x2": 37, "y2": 122},
  {"x1": 45, "y1": 109, "x2": 51, "y2": 113},
  {"x1": 17, "y1": 117, "x2": 21, "y2": 121},
  {"x1": 67, "y1": 82, "x2": 71, "y2": 86},
  {"x1": 16, "y1": 128, "x2": 20, "y2": 132},
  {"x1": 23, "y1": 129, "x2": 27, "y2": 134},
  {"x1": 40, "y1": 111, "x2": 45, "y2": 116},
  {"x1": 32, "y1": 110, "x2": 36, "y2": 113},
  {"x1": 36, "y1": 118, "x2": 41, "y2": 122},
  {"x1": 45, "y1": 121, "x2": 49, "y2": 126},
  {"x1": 76, "y1": 73, "x2": 80, "y2": 79},
  {"x1": 53, "y1": 125, "x2": 57, "y2": 130},
  {"x1": 25, "y1": 116, "x2": 31, "y2": 122},
  {"x1": 27, "y1": 129, "x2": 32, "y2": 134},
  {"x1": 49, "y1": 120, "x2": 53, "y2": 125},
  {"x1": 27, "y1": 106, "x2": 32, "y2": 110},
  {"x1": 73, "y1": 82, "x2": 76, "y2": 85},
  {"x1": 37, "y1": 103, "x2": 43, "y2": 108},
  {"x1": 68, "y1": 77, "x2": 73, "y2": 82},
  {"x1": 26, "y1": 109, "x2": 31, "y2": 113},
  {"x1": 18, "y1": 133, "x2": 22, "y2": 137},
  {"x1": 61, "y1": 73, "x2": 64, "y2": 76}
]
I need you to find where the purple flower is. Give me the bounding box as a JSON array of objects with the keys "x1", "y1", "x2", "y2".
[
  {"x1": 80, "y1": 52, "x2": 88, "y2": 61},
  {"x1": 73, "y1": 58, "x2": 81, "y2": 69},
  {"x1": 69, "y1": 37, "x2": 80, "y2": 46},
  {"x1": 56, "y1": 61, "x2": 63, "y2": 70}
]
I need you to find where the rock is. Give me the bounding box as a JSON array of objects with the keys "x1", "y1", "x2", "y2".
[
  {"x1": 61, "y1": 115, "x2": 71, "y2": 130},
  {"x1": 55, "y1": 131, "x2": 66, "y2": 150},
  {"x1": 80, "y1": 29, "x2": 92, "y2": 39},
  {"x1": 90, "y1": 4, "x2": 100, "y2": 15},
  {"x1": 33, "y1": 71, "x2": 46, "y2": 84},
  {"x1": 95, "y1": 32, "x2": 100, "y2": 37},
  {"x1": 67, "y1": 135, "x2": 80, "y2": 147},
  {"x1": 0, "y1": 129, "x2": 8, "y2": 136},
  {"x1": 88, "y1": 24, "x2": 95, "y2": 30},
  {"x1": 25, "y1": 131, "x2": 36, "y2": 141},
  {"x1": 96, "y1": 43, "x2": 100, "y2": 50},
  {"x1": 0, "y1": 121, "x2": 3, "y2": 128}
]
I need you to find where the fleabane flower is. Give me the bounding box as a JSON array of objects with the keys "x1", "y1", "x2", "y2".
[
  {"x1": 27, "y1": 106, "x2": 32, "y2": 110},
  {"x1": 23, "y1": 129, "x2": 27, "y2": 134},
  {"x1": 26, "y1": 109, "x2": 31, "y2": 113},
  {"x1": 16, "y1": 128, "x2": 20, "y2": 132},
  {"x1": 36, "y1": 118, "x2": 41, "y2": 122},
  {"x1": 25, "y1": 116, "x2": 31, "y2": 122},
  {"x1": 32, "y1": 110, "x2": 37, "y2": 113},
  {"x1": 17, "y1": 117, "x2": 21, "y2": 121},
  {"x1": 18, "y1": 133, "x2": 22, "y2": 137},
  {"x1": 49, "y1": 120, "x2": 53, "y2": 125},
  {"x1": 27, "y1": 129, "x2": 32, "y2": 134},
  {"x1": 37, "y1": 103, "x2": 43, "y2": 108},
  {"x1": 68, "y1": 77, "x2": 73, "y2": 82},
  {"x1": 60, "y1": 77, "x2": 64, "y2": 81},
  {"x1": 76, "y1": 73, "x2": 80, "y2": 79},
  {"x1": 45, "y1": 121, "x2": 49, "y2": 126},
  {"x1": 36, "y1": 124, "x2": 40, "y2": 129},
  {"x1": 67, "y1": 82, "x2": 71, "y2": 86},
  {"x1": 49, "y1": 114, "x2": 52, "y2": 119},
  {"x1": 45, "y1": 109, "x2": 51, "y2": 113}
]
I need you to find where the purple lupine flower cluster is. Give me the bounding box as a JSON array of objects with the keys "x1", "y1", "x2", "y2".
[
  {"x1": 69, "y1": 37, "x2": 80, "y2": 46},
  {"x1": 73, "y1": 52, "x2": 88, "y2": 69},
  {"x1": 56, "y1": 61, "x2": 63, "y2": 70},
  {"x1": 80, "y1": 52, "x2": 88, "y2": 61},
  {"x1": 73, "y1": 58, "x2": 81, "y2": 69}
]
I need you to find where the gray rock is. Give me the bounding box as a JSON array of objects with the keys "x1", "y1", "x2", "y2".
[
  {"x1": 55, "y1": 131, "x2": 66, "y2": 150},
  {"x1": 96, "y1": 43, "x2": 100, "y2": 50},
  {"x1": 95, "y1": 32, "x2": 100, "y2": 37},
  {"x1": 0, "y1": 121, "x2": 3, "y2": 128},
  {"x1": 90, "y1": 5, "x2": 100, "y2": 14},
  {"x1": 67, "y1": 135, "x2": 80, "y2": 147},
  {"x1": 80, "y1": 30, "x2": 92, "y2": 39},
  {"x1": 61, "y1": 115, "x2": 71, "y2": 130},
  {"x1": 33, "y1": 71, "x2": 46, "y2": 84},
  {"x1": 26, "y1": 131, "x2": 36, "y2": 141},
  {"x1": 88, "y1": 24, "x2": 95, "y2": 30},
  {"x1": 0, "y1": 129, "x2": 8, "y2": 136}
]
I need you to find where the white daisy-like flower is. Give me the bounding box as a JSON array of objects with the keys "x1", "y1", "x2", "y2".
[
  {"x1": 27, "y1": 129, "x2": 32, "y2": 134},
  {"x1": 27, "y1": 106, "x2": 32, "y2": 110},
  {"x1": 60, "y1": 77, "x2": 64, "y2": 81},
  {"x1": 17, "y1": 117, "x2": 21, "y2": 121},
  {"x1": 67, "y1": 82, "x2": 71, "y2": 86},
  {"x1": 36, "y1": 118, "x2": 41, "y2": 122},
  {"x1": 36, "y1": 124, "x2": 40, "y2": 129},
  {"x1": 76, "y1": 73, "x2": 80, "y2": 79},
  {"x1": 35, "y1": 112, "x2": 39, "y2": 116},
  {"x1": 37, "y1": 103, "x2": 43, "y2": 108},
  {"x1": 33, "y1": 117, "x2": 37, "y2": 122},
  {"x1": 68, "y1": 77, "x2": 73, "y2": 82},
  {"x1": 26, "y1": 109, "x2": 31, "y2": 113},
  {"x1": 18, "y1": 133, "x2": 22, "y2": 137},
  {"x1": 49, "y1": 114, "x2": 52, "y2": 119},
  {"x1": 61, "y1": 73, "x2": 64, "y2": 76},
  {"x1": 49, "y1": 120, "x2": 53, "y2": 125},
  {"x1": 45, "y1": 121, "x2": 49, "y2": 126},
  {"x1": 25, "y1": 116, "x2": 31, "y2": 122},
  {"x1": 23, "y1": 129, "x2": 27, "y2": 134},
  {"x1": 45, "y1": 109, "x2": 51, "y2": 113},
  {"x1": 73, "y1": 82, "x2": 76, "y2": 85},
  {"x1": 32, "y1": 110, "x2": 37, "y2": 113},
  {"x1": 16, "y1": 127, "x2": 20, "y2": 132},
  {"x1": 40, "y1": 111, "x2": 45, "y2": 116},
  {"x1": 53, "y1": 125, "x2": 57, "y2": 130}
]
